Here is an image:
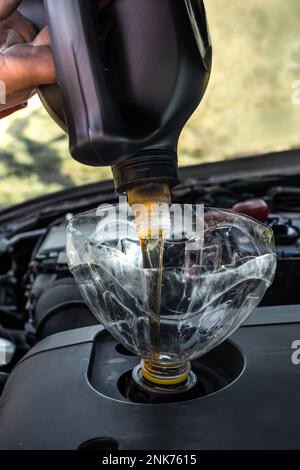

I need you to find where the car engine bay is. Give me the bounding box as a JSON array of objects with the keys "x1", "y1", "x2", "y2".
[
  {"x1": 0, "y1": 172, "x2": 299, "y2": 381},
  {"x1": 0, "y1": 169, "x2": 300, "y2": 450}
]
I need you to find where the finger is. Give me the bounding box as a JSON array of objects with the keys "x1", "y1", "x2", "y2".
[
  {"x1": 32, "y1": 26, "x2": 50, "y2": 47},
  {"x1": 0, "y1": 0, "x2": 22, "y2": 20},
  {"x1": 0, "y1": 12, "x2": 36, "y2": 49},
  {"x1": 0, "y1": 86, "x2": 34, "y2": 110},
  {"x1": 0, "y1": 43, "x2": 56, "y2": 94},
  {"x1": 2, "y1": 27, "x2": 24, "y2": 49},
  {"x1": 6, "y1": 11, "x2": 37, "y2": 42}
]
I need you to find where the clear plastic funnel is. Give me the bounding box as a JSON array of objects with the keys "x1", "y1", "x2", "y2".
[{"x1": 67, "y1": 203, "x2": 276, "y2": 389}]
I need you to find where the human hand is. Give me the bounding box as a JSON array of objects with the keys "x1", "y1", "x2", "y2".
[
  {"x1": 0, "y1": 0, "x2": 113, "y2": 118},
  {"x1": 0, "y1": 0, "x2": 56, "y2": 117}
]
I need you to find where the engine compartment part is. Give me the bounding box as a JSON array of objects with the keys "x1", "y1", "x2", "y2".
[
  {"x1": 1, "y1": 174, "x2": 300, "y2": 370},
  {"x1": 232, "y1": 198, "x2": 269, "y2": 222},
  {"x1": 34, "y1": 278, "x2": 96, "y2": 340},
  {"x1": 0, "y1": 305, "x2": 299, "y2": 450},
  {"x1": 0, "y1": 338, "x2": 15, "y2": 367},
  {"x1": 21, "y1": 217, "x2": 97, "y2": 342},
  {"x1": 95, "y1": 336, "x2": 244, "y2": 405}
]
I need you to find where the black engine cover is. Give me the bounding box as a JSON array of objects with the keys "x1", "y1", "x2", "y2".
[{"x1": 0, "y1": 305, "x2": 299, "y2": 450}]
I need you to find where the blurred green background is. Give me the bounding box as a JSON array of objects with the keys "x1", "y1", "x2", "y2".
[{"x1": 1, "y1": 0, "x2": 300, "y2": 207}]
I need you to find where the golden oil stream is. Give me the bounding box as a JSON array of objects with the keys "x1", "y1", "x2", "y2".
[
  {"x1": 140, "y1": 233, "x2": 165, "y2": 365},
  {"x1": 128, "y1": 184, "x2": 190, "y2": 386}
]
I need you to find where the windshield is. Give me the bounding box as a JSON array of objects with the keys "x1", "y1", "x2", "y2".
[{"x1": 0, "y1": 0, "x2": 299, "y2": 207}]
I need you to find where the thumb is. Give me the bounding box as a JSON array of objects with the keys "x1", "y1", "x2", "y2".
[{"x1": 0, "y1": 0, "x2": 22, "y2": 20}]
